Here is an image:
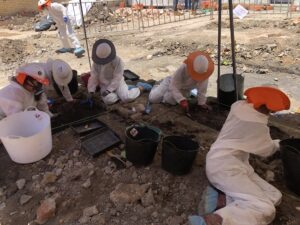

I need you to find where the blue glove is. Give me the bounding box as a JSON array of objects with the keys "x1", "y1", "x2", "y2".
[
  {"x1": 63, "y1": 16, "x2": 68, "y2": 23},
  {"x1": 136, "y1": 82, "x2": 152, "y2": 92}
]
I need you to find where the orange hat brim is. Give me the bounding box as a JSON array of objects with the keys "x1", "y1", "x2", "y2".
[
  {"x1": 244, "y1": 87, "x2": 290, "y2": 112},
  {"x1": 184, "y1": 51, "x2": 214, "y2": 81}
]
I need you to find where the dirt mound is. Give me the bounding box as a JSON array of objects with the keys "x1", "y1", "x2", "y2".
[
  {"x1": 205, "y1": 19, "x2": 300, "y2": 32},
  {"x1": 0, "y1": 39, "x2": 28, "y2": 64}
]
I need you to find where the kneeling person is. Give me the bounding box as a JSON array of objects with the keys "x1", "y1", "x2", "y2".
[
  {"x1": 88, "y1": 39, "x2": 151, "y2": 105},
  {"x1": 149, "y1": 51, "x2": 214, "y2": 111}
]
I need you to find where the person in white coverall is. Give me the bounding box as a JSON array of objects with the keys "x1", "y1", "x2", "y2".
[
  {"x1": 189, "y1": 86, "x2": 291, "y2": 225},
  {"x1": 0, "y1": 64, "x2": 53, "y2": 120},
  {"x1": 149, "y1": 51, "x2": 215, "y2": 111},
  {"x1": 88, "y1": 39, "x2": 152, "y2": 105},
  {"x1": 38, "y1": 0, "x2": 85, "y2": 57},
  {"x1": 33, "y1": 59, "x2": 77, "y2": 102}
]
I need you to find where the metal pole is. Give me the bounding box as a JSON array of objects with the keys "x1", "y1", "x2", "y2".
[
  {"x1": 79, "y1": 0, "x2": 92, "y2": 70},
  {"x1": 217, "y1": 0, "x2": 222, "y2": 100},
  {"x1": 228, "y1": 0, "x2": 238, "y2": 101}
]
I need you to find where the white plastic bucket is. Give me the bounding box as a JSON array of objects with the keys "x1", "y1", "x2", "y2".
[{"x1": 0, "y1": 107, "x2": 52, "y2": 164}]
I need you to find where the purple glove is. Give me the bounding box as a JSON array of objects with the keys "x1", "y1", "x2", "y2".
[{"x1": 63, "y1": 16, "x2": 68, "y2": 23}]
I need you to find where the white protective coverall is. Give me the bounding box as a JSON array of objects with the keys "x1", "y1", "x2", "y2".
[
  {"x1": 47, "y1": 2, "x2": 81, "y2": 49},
  {"x1": 0, "y1": 81, "x2": 51, "y2": 120},
  {"x1": 206, "y1": 100, "x2": 281, "y2": 225},
  {"x1": 39, "y1": 61, "x2": 73, "y2": 102},
  {"x1": 149, "y1": 64, "x2": 208, "y2": 105},
  {"x1": 88, "y1": 56, "x2": 140, "y2": 105}
]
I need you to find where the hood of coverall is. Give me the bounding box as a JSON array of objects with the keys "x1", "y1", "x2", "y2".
[
  {"x1": 92, "y1": 39, "x2": 116, "y2": 65},
  {"x1": 244, "y1": 86, "x2": 290, "y2": 112},
  {"x1": 184, "y1": 51, "x2": 215, "y2": 81},
  {"x1": 52, "y1": 59, "x2": 73, "y2": 86}
]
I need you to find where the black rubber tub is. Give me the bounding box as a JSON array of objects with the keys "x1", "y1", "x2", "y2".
[{"x1": 162, "y1": 136, "x2": 199, "y2": 175}]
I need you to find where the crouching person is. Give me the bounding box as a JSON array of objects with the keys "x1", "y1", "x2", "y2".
[
  {"x1": 189, "y1": 86, "x2": 291, "y2": 225},
  {"x1": 0, "y1": 64, "x2": 53, "y2": 120},
  {"x1": 42, "y1": 58, "x2": 78, "y2": 103},
  {"x1": 87, "y1": 39, "x2": 152, "y2": 105},
  {"x1": 149, "y1": 51, "x2": 214, "y2": 111}
]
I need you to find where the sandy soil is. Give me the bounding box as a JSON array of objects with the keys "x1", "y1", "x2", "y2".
[{"x1": 0, "y1": 13, "x2": 300, "y2": 225}]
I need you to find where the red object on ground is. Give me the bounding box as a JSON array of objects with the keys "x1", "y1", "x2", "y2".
[{"x1": 81, "y1": 72, "x2": 91, "y2": 87}]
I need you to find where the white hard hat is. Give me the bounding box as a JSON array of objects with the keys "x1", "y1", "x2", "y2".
[
  {"x1": 52, "y1": 59, "x2": 73, "y2": 86},
  {"x1": 96, "y1": 43, "x2": 112, "y2": 59},
  {"x1": 193, "y1": 55, "x2": 209, "y2": 74},
  {"x1": 17, "y1": 63, "x2": 49, "y2": 85}
]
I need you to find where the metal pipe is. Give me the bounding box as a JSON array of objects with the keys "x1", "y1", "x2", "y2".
[
  {"x1": 228, "y1": 0, "x2": 238, "y2": 101},
  {"x1": 79, "y1": 0, "x2": 92, "y2": 70},
  {"x1": 217, "y1": 0, "x2": 222, "y2": 100}
]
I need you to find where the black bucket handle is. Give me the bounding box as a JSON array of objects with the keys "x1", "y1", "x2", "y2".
[{"x1": 163, "y1": 136, "x2": 199, "y2": 153}]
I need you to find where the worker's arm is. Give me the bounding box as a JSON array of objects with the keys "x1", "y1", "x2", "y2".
[
  {"x1": 170, "y1": 65, "x2": 186, "y2": 103},
  {"x1": 196, "y1": 79, "x2": 208, "y2": 105},
  {"x1": 36, "y1": 93, "x2": 53, "y2": 117},
  {"x1": 106, "y1": 57, "x2": 124, "y2": 93},
  {"x1": 88, "y1": 64, "x2": 100, "y2": 93},
  {"x1": 59, "y1": 85, "x2": 73, "y2": 102}
]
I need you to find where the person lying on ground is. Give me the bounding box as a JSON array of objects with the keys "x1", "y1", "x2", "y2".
[
  {"x1": 0, "y1": 64, "x2": 54, "y2": 120},
  {"x1": 149, "y1": 51, "x2": 214, "y2": 112},
  {"x1": 189, "y1": 86, "x2": 291, "y2": 225},
  {"x1": 87, "y1": 39, "x2": 152, "y2": 105},
  {"x1": 38, "y1": 0, "x2": 85, "y2": 57}
]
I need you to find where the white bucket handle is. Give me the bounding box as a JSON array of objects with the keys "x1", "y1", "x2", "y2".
[
  {"x1": 25, "y1": 106, "x2": 38, "y2": 112},
  {"x1": 7, "y1": 135, "x2": 23, "y2": 139}
]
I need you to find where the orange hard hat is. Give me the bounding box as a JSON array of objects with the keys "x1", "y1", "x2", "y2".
[
  {"x1": 244, "y1": 86, "x2": 290, "y2": 112},
  {"x1": 184, "y1": 51, "x2": 214, "y2": 81},
  {"x1": 38, "y1": 0, "x2": 51, "y2": 10}
]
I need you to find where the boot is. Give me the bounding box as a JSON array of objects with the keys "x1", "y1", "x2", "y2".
[
  {"x1": 74, "y1": 47, "x2": 85, "y2": 57},
  {"x1": 198, "y1": 185, "x2": 226, "y2": 215}
]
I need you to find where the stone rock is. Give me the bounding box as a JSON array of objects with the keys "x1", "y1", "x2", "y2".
[
  {"x1": 134, "y1": 104, "x2": 146, "y2": 113},
  {"x1": 257, "y1": 69, "x2": 269, "y2": 74},
  {"x1": 110, "y1": 183, "x2": 149, "y2": 207},
  {"x1": 82, "y1": 178, "x2": 91, "y2": 189},
  {"x1": 73, "y1": 150, "x2": 80, "y2": 157},
  {"x1": 274, "y1": 78, "x2": 279, "y2": 81},
  {"x1": 265, "y1": 170, "x2": 275, "y2": 182},
  {"x1": 36, "y1": 198, "x2": 56, "y2": 224},
  {"x1": 79, "y1": 216, "x2": 90, "y2": 224},
  {"x1": 54, "y1": 168, "x2": 63, "y2": 177},
  {"x1": 130, "y1": 112, "x2": 143, "y2": 121},
  {"x1": 0, "y1": 202, "x2": 6, "y2": 210},
  {"x1": 90, "y1": 214, "x2": 105, "y2": 224},
  {"x1": 48, "y1": 159, "x2": 55, "y2": 165},
  {"x1": 83, "y1": 205, "x2": 99, "y2": 217},
  {"x1": 266, "y1": 43, "x2": 277, "y2": 51},
  {"x1": 20, "y1": 194, "x2": 32, "y2": 205},
  {"x1": 164, "y1": 215, "x2": 185, "y2": 225},
  {"x1": 158, "y1": 67, "x2": 169, "y2": 72},
  {"x1": 146, "y1": 55, "x2": 153, "y2": 60},
  {"x1": 296, "y1": 206, "x2": 300, "y2": 211},
  {"x1": 42, "y1": 172, "x2": 57, "y2": 185},
  {"x1": 141, "y1": 189, "x2": 155, "y2": 207},
  {"x1": 16, "y1": 179, "x2": 26, "y2": 190}
]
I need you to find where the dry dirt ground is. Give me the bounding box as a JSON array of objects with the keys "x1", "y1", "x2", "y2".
[{"x1": 0, "y1": 13, "x2": 300, "y2": 225}]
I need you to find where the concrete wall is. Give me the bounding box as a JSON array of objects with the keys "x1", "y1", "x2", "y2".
[{"x1": 0, "y1": 0, "x2": 65, "y2": 16}]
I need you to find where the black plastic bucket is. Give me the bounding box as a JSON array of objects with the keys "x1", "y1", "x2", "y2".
[
  {"x1": 53, "y1": 70, "x2": 78, "y2": 96},
  {"x1": 218, "y1": 73, "x2": 244, "y2": 107},
  {"x1": 280, "y1": 139, "x2": 300, "y2": 196},
  {"x1": 162, "y1": 136, "x2": 199, "y2": 175},
  {"x1": 125, "y1": 125, "x2": 161, "y2": 166}
]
